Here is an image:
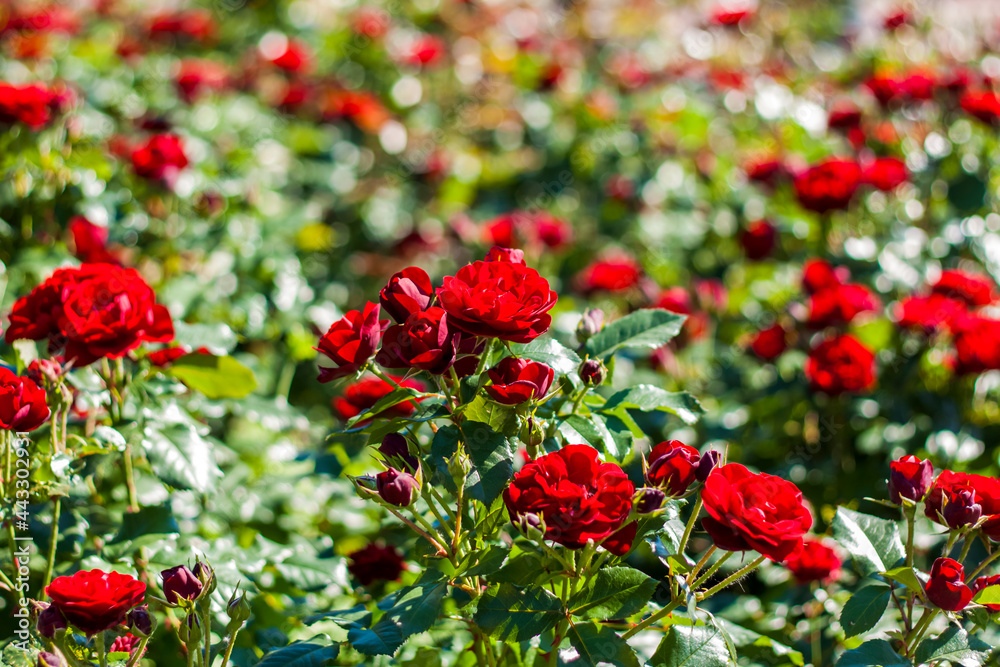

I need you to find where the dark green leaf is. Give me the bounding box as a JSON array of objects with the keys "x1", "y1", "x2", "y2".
[
  {"x1": 349, "y1": 579, "x2": 449, "y2": 655},
  {"x1": 832, "y1": 507, "x2": 905, "y2": 576},
  {"x1": 584, "y1": 309, "x2": 686, "y2": 359},
  {"x1": 840, "y1": 585, "x2": 891, "y2": 638},
  {"x1": 715, "y1": 619, "x2": 804, "y2": 667},
  {"x1": 142, "y1": 424, "x2": 223, "y2": 493},
  {"x1": 568, "y1": 566, "x2": 657, "y2": 620},
  {"x1": 165, "y1": 354, "x2": 257, "y2": 399},
  {"x1": 464, "y1": 395, "x2": 519, "y2": 434},
  {"x1": 836, "y1": 640, "x2": 911, "y2": 667},
  {"x1": 566, "y1": 621, "x2": 640, "y2": 667},
  {"x1": 649, "y1": 623, "x2": 731, "y2": 667},
  {"x1": 473, "y1": 583, "x2": 562, "y2": 642},
  {"x1": 256, "y1": 638, "x2": 340, "y2": 667},
  {"x1": 599, "y1": 386, "x2": 704, "y2": 425},
  {"x1": 914, "y1": 626, "x2": 992, "y2": 666},
  {"x1": 109, "y1": 503, "x2": 179, "y2": 545},
  {"x1": 493, "y1": 551, "x2": 551, "y2": 586},
  {"x1": 463, "y1": 544, "x2": 510, "y2": 577},
  {"x1": 461, "y1": 421, "x2": 514, "y2": 506}
]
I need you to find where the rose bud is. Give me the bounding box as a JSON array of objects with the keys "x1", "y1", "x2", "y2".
[
  {"x1": 695, "y1": 450, "x2": 721, "y2": 483},
  {"x1": 485, "y1": 357, "x2": 554, "y2": 405},
  {"x1": 925, "y1": 557, "x2": 974, "y2": 611},
  {"x1": 179, "y1": 613, "x2": 201, "y2": 646},
  {"x1": 646, "y1": 440, "x2": 701, "y2": 496},
  {"x1": 520, "y1": 418, "x2": 545, "y2": 449},
  {"x1": 942, "y1": 485, "x2": 982, "y2": 529},
  {"x1": 376, "y1": 467, "x2": 419, "y2": 507},
  {"x1": 161, "y1": 565, "x2": 203, "y2": 604},
  {"x1": 192, "y1": 560, "x2": 217, "y2": 596},
  {"x1": 576, "y1": 309, "x2": 605, "y2": 343},
  {"x1": 378, "y1": 433, "x2": 418, "y2": 471},
  {"x1": 227, "y1": 588, "x2": 252, "y2": 625},
  {"x1": 889, "y1": 455, "x2": 934, "y2": 505},
  {"x1": 972, "y1": 574, "x2": 1000, "y2": 612},
  {"x1": 127, "y1": 606, "x2": 153, "y2": 636},
  {"x1": 379, "y1": 267, "x2": 434, "y2": 323},
  {"x1": 36, "y1": 604, "x2": 67, "y2": 638},
  {"x1": 740, "y1": 220, "x2": 776, "y2": 260},
  {"x1": 579, "y1": 359, "x2": 606, "y2": 386},
  {"x1": 750, "y1": 324, "x2": 787, "y2": 361},
  {"x1": 634, "y1": 487, "x2": 667, "y2": 514},
  {"x1": 37, "y1": 653, "x2": 66, "y2": 667}
]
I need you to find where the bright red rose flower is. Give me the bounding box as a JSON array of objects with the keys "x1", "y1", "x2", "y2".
[
  {"x1": 332, "y1": 376, "x2": 424, "y2": 421},
  {"x1": 646, "y1": 440, "x2": 700, "y2": 496},
  {"x1": 0, "y1": 82, "x2": 56, "y2": 129},
  {"x1": 504, "y1": 444, "x2": 635, "y2": 552},
  {"x1": 793, "y1": 158, "x2": 862, "y2": 213},
  {"x1": 925, "y1": 558, "x2": 973, "y2": 611},
  {"x1": 379, "y1": 267, "x2": 434, "y2": 324},
  {"x1": 5, "y1": 267, "x2": 85, "y2": 343},
  {"x1": 577, "y1": 257, "x2": 643, "y2": 293},
  {"x1": 701, "y1": 463, "x2": 812, "y2": 561},
  {"x1": 889, "y1": 455, "x2": 934, "y2": 505},
  {"x1": 46, "y1": 569, "x2": 146, "y2": 636},
  {"x1": 805, "y1": 335, "x2": 876, "y2": 395},
  {"x1": 783, "y1": 537, "x2": 842, "y2": 584},
  {"x1": 901, "y1": 71, "x2": 936, "y2": 100},
  {"x1": 347, "y1": 543, "x2": 405, "y2": 586},
  {"x1": 960, "y1": 89, "x2": 1000, "y2": 124},
  {"x1": 972, "y1": 575, "x2": 1000, "y2": 612},
  {"x1": 376, "y1": 307, "x2": 460, "y2": 375},
  {"x1": 0, "y1": 367, "x2": 50, "y2": 431},
  {"x1": 952, "y1": 317, "x2": 1000, "y2": 375},
  {"x1": 863, "y1": 157, "x2": 908, "y2": 191},
  {"x1": 401, "y1": 34, "x2": 446, "y2": 67},
  {"x1": 864, "y1": 75, "x2": 905, "y2": 106},
  {"x1": 807, "y1": 283, "x2": 880, "y2": 328},
  {"x1": 750, "y1": 324, "x2": 787, "y2": 360},
  {"x1": 486, "y1": 357, "x2": 554, "y2": 405},
  {"x1": 130, "y1": 133, "x2": 189, "y2": 186},
  {"x1": 316, "y1": 302, "x2": 388, "y2": 383},
  {"x1": 68, "y1": 216, "x2": 120, "y2": 265},
  {"x1": 924, "y1": 471, "x2": 1000, "y2": 539},
  {"x1": 931, "y1": 270, "x2": 995, "y2": 307},
  {"x1": 895, "y1": 295, "x2": 967, "y2": 333},
  {"x1": 740, "y1": 219, "x2": 777, "y2": 260},
  {"x1": 437, "y1": 256, "x2": 556, "y2": 343},
  {"x1": 801, "y1": 259, "x2": 844, "y2": 295}
]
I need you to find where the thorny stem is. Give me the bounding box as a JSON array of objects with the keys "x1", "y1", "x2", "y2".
[
  {"x1": 385, "y1": 506, "x2": 448, "y2": 555},
  {"x1": 219, "y1": 628, "x2": 240, "y2": 667},
  {"x1": 622, "y1": 598, "x2": 684, "y2": 639},
  {"x1": 690, "y1": 550, "x2": 735, "y2": 591},
  {"x1": 696, "y1": 554, "x2": 767, "y2": 601},
  {"x1": 687, "y1": 545, "x2": 717, "y2": 584}
]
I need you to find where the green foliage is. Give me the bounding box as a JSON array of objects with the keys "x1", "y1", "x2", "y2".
[
  {"x1": 583, "y1": 309, "x2": 686, "y2": 360},
  {"x1": 165, "y1": 354, "x2": 257, "y2": 399},
  {"x1": 831, "y1": 508, "x2": 905, "y2": 576},
  {"x1": 840, "y1": 585, "x2": 891, "y2": 638}
]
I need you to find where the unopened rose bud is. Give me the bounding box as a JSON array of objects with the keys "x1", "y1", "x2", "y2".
[
  {"x1": 37, "y1": 652, "x2": 66, "y2": 667},
  {"x1": 889, "y1": 455, "x2": 934, "y2": 505},
  {"x1": 520, "y1": 418, "x2": 545, "y2": 449},
  {"x1": 579, "y1": 359, "x2": 606, "y2": 386},
  {"x1": 127, "y1": 606, "x2": 154, "y2": 637},
  {"x1": 161, "y1": 566, "x2": 202, "y2": 604},
  {"x1": 179, "y1": 614, "x2": 201, "y2": 646},
  {"x1": 634, "y1": 487, "x2": 666, "y2": 514},
  {"x1": 695, "y1": 450, "x2": 721, "y2": 482},
  {"x1": 26, "y1": 359, "x2": 62, "y2": 386},
  {"x1": 227, "y1": 589, "x2": 252, "y2": 626},
  {"x1": 193, "y1": 560, "x2": 217, "y2": 596},
  {"x1": 943, "y1": 486, "x2": 982, "y2": 529},
  {"x1": 576, "y1": 309, "x2": 604, "y2": 343},
  {"x1": 376, "y1": 468, "x2": 419, "y2": 507},
  {"x1": 36, "y1": 605, "x2": 66, "y2": 638},
  {"x1": 516, "y1": 512, "x2": 544, "y2": 539},
  {"x1": 379, "y1": 433, "x2": 418, "y2": 471}
]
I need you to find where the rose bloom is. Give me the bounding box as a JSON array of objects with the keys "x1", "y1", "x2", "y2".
[
  {"x1": 68, "y1": 216, "x2": 120, "y2": 265},
  {"x1": 485, "y1": 357, "x2": 554, "y2": 405},
  {"x1": 437, "y1": 252, "x2": 557, "y2": 343},
  {"x1": 147, "y1": 9, "x2": 216, "y2": 42},
  {"x1": 130, "y1": 133, "x2": 189, "y2": 186},
  {"x1": 315, "y1": 302, "x2": 388, "y2": 383},
  {"x1": 318, "y1": 89, "x2": 390, "y2": 133},
  {"x1": 924, "y1": 470, "x2": 1000, "y2": 540},
  {"x1": 375, "y1": 307, "x2": 460, "y2": 375},
  {"x1": 750, "y1": 324, "x2": 787, "y2": 361},
  {"x1": 863, "y1": 157, "x2": 908, "y2": 191},
  {"x1": 701, "y1": 463, "x2": 812, "y2": 561},
  {"x1": 504, "y1": 444, "x2": 635, "y2": 554},
  {"x1": 264, "y1": 38, "x2": 312, "y2": 73},
  {"x1": 646, "y1": 440, "x2": 700, "y2": 496},
  {"x1": 745, "y1": 157, "x2": 786, "y2": 187},
  {"x1": 807, "y1": 283, "x2": 880, "y2": 328},
  {"x1": 931, "y1": 270, "x2": 995, "y2": 307},
  {"x1": 655, "y1": 287, "x2": 709, "y2": 343},
  {"x1": 174, "y1": 59, "x2": 229, "y2": 103},
  {"x1": 895, "y1": 295, "x2": 967, "y2": 334},
  {"x1": 379, "y1": 267, "x2": 434, "y2": 323},
  {"x1": 793, "y1": 158, "x2": 862, "y2": 213},
  {"x1": 801, "y1": 259, "x2": 845, "y2": 295},
  {"x1": 925, "y1": 558, "x2": 974, "y2": 611},
  {"x1": 972, "y1": 574, "x2": 1000, "y2": 612},
  {"x1": 46, "y1": 569, "x2": 146, "y2": 636},
  {"x1": 951, "y1": 317, "x2": 1000, "y2": 375},
  {"x1": 709, "y1": 4, "x2": 754, "y2": 26},
  {"x1": 740, "y1": 219, "x2": 777, "y2": 260},
  {"x1": 347, "y1": 543, "x2": 405, "y2": 586},
  {"x1": 888, "y1": 455, "x2": 934, "y2": 505},
  {"x1": 865, "y1": 74, "x2": 905, "y2": 106},
  {"x1": 783, "y1": 537, "x2": 842, "y2": 584},
  {"x1": 827, "y1": 101, "x2": 862, "y2": 130},
  {"x1": 576, "y1": 257, "x2": 642, "y2": 293},
  {"x1": 805, "y1": 335, "x2": 876, "y2": 395},
  {"x1": 332, "y1": 376, "x2": 424, "y2": 421},
  {"x1": 0, "y1": 367, "x2": 50, "y2": 431},
  {"x1": 0, "y1": 82, "x2": 57, "y2": 129},
  {"x1": 961, "y1": 89, "x2": 1000, "y2": 125}
]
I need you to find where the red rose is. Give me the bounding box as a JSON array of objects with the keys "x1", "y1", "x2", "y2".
[
  {"x1": 901, "y1": 71, "x2": 936, "y2": 101},
  {"x1": 783, "y1": 537, "x2": 842, "y2": 584},
  {"x1": 484, "y1": 246, "x2": 526, "y2": 264},
  {"x1": 315, "y1": 302, "x2": 388, "y2": 382},
  {"x1": 377, "y1": 467, "x2": 419, "y2": 507},
  {"x1": 932, "y1": 270, "x2": 995, "y2": 307},
  {"x1": 264, "y1": 37, "x2": 312, "y2": 73},
  {"x1": 801, "y1": 259, "x2": 845, "y2": 295},
  {"x1": 69, "y1": 216, "x2": 120, "y2": 265},
  {"x1": 740, "y1": 220, "x2": 777, "y2": 260},
  {"x1": 805, "y1": 334, "x2": 875, "y2": 395},
  {"x1": 895, "y1": 295, "x2": 967, "y2": 333},
  {"x1": 0, "y1": 367, "x2": 50, "y2": 431},
  {"x1": 972, "y1": 575, "x2": 1000, "y2": 612},
  {"x1": 807, "y1": 283, "x2": 880, "y2": 328},
  {"x1": 0, "y1": 82, "x2": 55, "y2": 129},
  {"x1": 793, "y1": 158, "x2": 862, "y2": 213},
  {"x1": 347, "y1": 543, "x2": 405, "y2": 586},
  {"x1": 827, "y1": 101, "x2": 862, "y2": 130},
  {"x1": 655, "y1": 288, "x2": 709, "y2": 343},
  {"x1": 865, "y1": 75, "x2": 905, "y2": 106},
  {"x1": 130, "y1": 133, "x2": 189, "y2": 186},
  {"x1": 174, "y1": 59, "x2": 229, "y2": 103},
  {"x1": 745, "y1": 158, "x2": 786, "y2": 186},
  {"x1": 401, "y1": 34, "x2": 445, "y2": 67},
  {"x1": 437, "y1": 256, "x2": 556, "y2": 343},
  {"x1": 925, "y1": 558, "x2": 974, "y2": 611},
  {"x1": 889, "y1": 455, "x2": 934, "y2": 505},
  {"x1": 577, "y1": 257, "x2": 643, "y2": 293},
  {"x1": 45, "y1": 569, "x2": 146, "y2": 636},
  {"x1": 486, "y1": 357, "x2": 554, "y2": 405},
  {"x1": 701, "y1": 463, "x2": 812, "y2": 561},
  {"x1": 379, "y1": 267, "x2": 434, "y2": 323},
  {"x1": 952, "y1": 317, "x2": 1000, "y2": 375},
  {"x1": 961, "y1": 89, "x2": 1000, "y2": 125},
  {"x1": 750, "y1": 324, "x2": 787, "y2": 361},
  {"x1": 863, "y1": 157, "x2": 908, "y2": 191},
  {"x1": 646, "y1": 440, "x2": 700, "y2": 496},
  {"x1": 941, "y1": 484, "x2": 982, "y2": 528},
  {"x1": 709, "y1": 5, "x2": 753, "y2": 26},
  {"x1": 160, "y1": 565, "x2": 203, "y2": 604},
  {"x1": 375, "y1": 307, "x2": 460, "y2": 375},
  {"x1": 332, "y1": 376, "x2": 424, "y2": 421},
  {"x1": 504, "y1": 444, "x2": 635, "y2": 553},
  {"x1": 883, "y1": 9, "x2": 910, "y2": 30},
  {"x1": 4, "y1": 267, "x2": 83, "y2": 343},
  {"x1": 147, "y1": 10, "x2": 216, "y2": 41},
  {"x1": 924, "y1": 471, "x2": 1000, "y2": 539}
]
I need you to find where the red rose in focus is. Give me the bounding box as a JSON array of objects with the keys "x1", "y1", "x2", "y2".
[
  {"x1": 924, "y1": 471, "x2": 1000, "y2": 539},
  {"x1": 805, "y1": 335, "x2": 875, "y2": 395},
  {"x1": 504, "y1": 444, "x2": 635, "y2": 553},
  {"x1": 0, "y1": 367, "x2": 50, "y2": 431},
  {"x1": 486, "y1": 357, "x2": 554, "y2": 405},
  {"x1": 793, "y1": 158, "x2": 862, "y2": 213},
  {"x1": 332, "y1": 376, "x2": 424, "y2": 421},
  {"x1": 68, "y1": 216, "x2": 120, "y2": 265},
  {"x1": 932, "y1": 270, "x2": 995, "y2": 307},
  {"x1": 750, "y1": 324, "x2": 787, "y2": 360},
  {"x1": 379, "y1": 267, "x2": 434, "y2": 323},
  {"x1": 925, "y1": 558, "x2": 973, "y2": 611},
  {"x1": 437, "y1": 255, "x2": 557, "y2": 343},
  {"x1": 889, "y1": 455, "x2": 934, "y2": 505},
  {"x1": 701, "y1": 463, "x2": 812, "y2": 561},
  {"x1": 740, "y1": 220, "x2": 777, "y2": 260},
  {"x1": 783, "y1": 537, "x2": 842, "y2": 584},
  {"x1": 952, "y1": 317, "x2": 1000, "y2": 375},
  {"x1": 46, "y1": 569, "x2": 146, "y2": 636},
  {"x1": 961, "y1": 90, "x2": 1000, "y2": 125},
  {"x1": 315, "y1": 302, "x2": 388, "y2": 383},
  {"x1": 347, "y1": 543, "x2": 405, "y2": 586},
  {"x1": 376, "y1": 307, "x2": 460, "y2": 375},
  {"x1": 646, "y1": 440, "x2": 700, "y2": 497},
  {"x1": 130, "y1": 133, "x2": 189, "y2": 186},
  {"x1": 972, "y1": 575, "x2": 1000, "y2": 612},
  {"x1": 807, "y1": 283, "x2": 880, "y2": 328},
  {"x1": 577, "y1": 257, "x2": 643, "y2": 293},
  {"x1": 863, "y1": 157, "x2": 908, "y2": 191}
]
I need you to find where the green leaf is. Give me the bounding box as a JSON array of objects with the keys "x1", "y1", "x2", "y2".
[
  {"x1": 343, "y1": 387, "x2": 431, "y2": 429},
  {"x1": 715, "y1": 619, "x2": 804, "y2": 667},
  {"x1": 599, "y1": 385, "x2": 704, "y2": 425},
  {"x1": 109, "y1": 503, "x2": 178, "y2": 544},
  {"x1": 649, "y1": 623, "x2": 731, "y2": 667},
  {"x1": 914, "y1": 626, "x2": 993, "y2": 666},
  {"x1": 566, "y1": 621, "x2": 640, "y2": 667},
  {"x1": 172, "y1": 321, "x2": 237, "y2": 352},
  {"x1": 558, "y1": 414, "x2": 620, "y2": 458},
  {"x1": 831, "y1": 507, "x2": 905, "y2": 576},
  {"x1": 473, "y1": 583, "x2": 562, "y2": 642},
  {"x1": 512, "y1": 338, "x2": 582, "y2": 375},
  {"x1": 165, "y1": 354, "x2": 257, "y2": 399},
  {"x1": 256, "y1": 638, "x2": 340, "y2": 667},
  {"x1": 463, "y1": 544, "x2": 510, "y2": 577},
  {"x1": 836, "y1": 639, "x2": 911, "y2": 667},
  {"x1": 492, "y1": 550, "x2": 551, "y2": 586},
  {"x1": 464, "y1": 395, "x2": 519, "y2": 433},
  {"x1": 460, "y1": 421, "x2": 514, "y2": 506},
  {"x1": 584, "y1": 309, "x2": 686, "y2": 359},
  {"x1": 568, "y1": 566, "x2": 658, "y2": 620},
  {"x1": 142, "y1": 424, "x2": 223, "y2": 493},
  {"x1": 349, "y1": 579, "x2": 449, "y2": 655},
  {"x1": 973, "y1": 583, "x2": 1000, "y2": 605},
  {"x1": 840, "y1": 585, "x2": 891, "y2": 638},
  {"x1": 881, "y1": 566, "x2": 926, "y2": 599},
  {"x1": 274, "y1": 554, "x2": 341, "y2": 592}
]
